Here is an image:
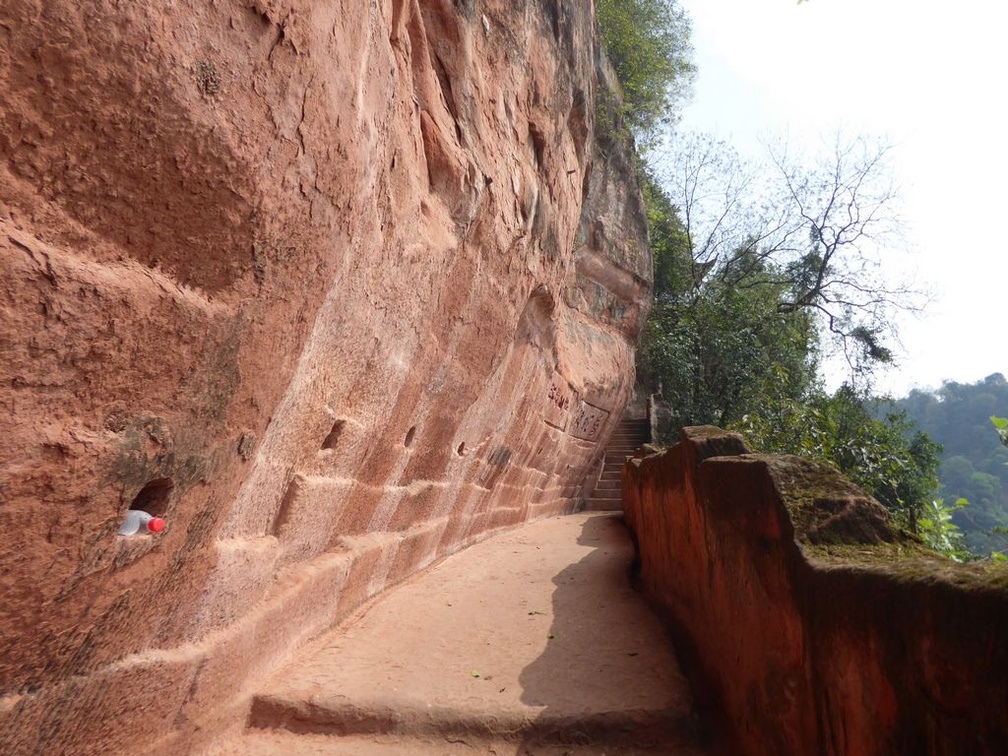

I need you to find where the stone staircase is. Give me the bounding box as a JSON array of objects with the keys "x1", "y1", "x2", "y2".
[
  {"x1": 205, "y1": 513, "x2": 709, "y2": 755},
  {"x1": 583, "y1": 416, "x2": 651, "y2": 511}
]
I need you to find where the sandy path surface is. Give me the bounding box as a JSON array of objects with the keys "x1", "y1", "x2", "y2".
[{"x1": 207, "y1": 513, "x2": 708, "y2": 754}]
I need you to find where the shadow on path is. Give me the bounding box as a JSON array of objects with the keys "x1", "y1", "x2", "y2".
[{"x1": 515, "y1": 514, "x2": 707, "y2": 755}]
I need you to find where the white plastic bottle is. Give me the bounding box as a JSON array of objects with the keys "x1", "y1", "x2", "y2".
[{"x1": 118, "y1": 510, "x2": 167, "y2": 536}]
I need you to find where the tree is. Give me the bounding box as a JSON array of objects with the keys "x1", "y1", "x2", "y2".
[
  {"x1": 641, "y1": 170, "x2": 693, "y2": 299},
  {"x1": 887, "y1": 376, "x2": 1008, "y2": 557},
  {"x1": 651, "y1": 131, "x2": 923, "y2": 382},
  {"x1": 595, "y1": 0, "x2": 696, "y2": 145},
  {"x1": 637, "y1": 174, "x2": 820, "y2": 436},
  {"x1": 735, "y1": 384, "x2": 943, "y2": 535},
  {"x1": 653, "y1": 253, "x2": 819, "y2": 430}
]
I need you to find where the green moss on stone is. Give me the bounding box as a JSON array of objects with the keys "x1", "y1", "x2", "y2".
[
  {"x1": 759, "y1": 453, "x2": 903, "y2": 547},
  {"x1": 804, "y1": 545, "x2": 1008, "y2": 592}
]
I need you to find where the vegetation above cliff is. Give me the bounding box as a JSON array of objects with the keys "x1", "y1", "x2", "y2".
[
  {"x1": 632, "y1": 135, "x2": 943, "y2": 552},
  {"x1": 595, "y1": 0, "x2": 695, "y2": 145},
  {"x1": 594, "y1": 2, "x2": 959, "y2": 559}
]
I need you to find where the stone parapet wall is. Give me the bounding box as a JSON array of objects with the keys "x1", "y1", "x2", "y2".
[
  {"x1": 0, "y1": 1, "x2": 650, "y2": 753},
  {"x1": 623, "y1": 426, "x2": 1008, "y2": 756}
]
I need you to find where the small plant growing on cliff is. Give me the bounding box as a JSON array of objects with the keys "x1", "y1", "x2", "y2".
[
  {"x1": 992, "y1": 416, "x2": 1008, "y2": 449},
  {"x1": 919, "y1": 498, "x2": 970, "y2": 561},
  {"x1": 594, "y1": 86, "x2": 635, "y2": 157}
]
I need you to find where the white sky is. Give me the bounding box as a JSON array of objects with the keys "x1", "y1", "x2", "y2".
[{"x1": 674, "y1": 0, "x2": 1008, "y2": 396}]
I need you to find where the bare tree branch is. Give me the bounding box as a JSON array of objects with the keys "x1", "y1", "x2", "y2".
[{"x1": 656, "y1": 129, "x2": 926, "y2": 384}]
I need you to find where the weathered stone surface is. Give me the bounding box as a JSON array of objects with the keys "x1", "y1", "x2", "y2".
[
  {"x1": 0, "y1": 2, "x2": 650, "y2": 753},
  {"x1": 623, "y1": 427, "x2": 1008, "y2": 756}
]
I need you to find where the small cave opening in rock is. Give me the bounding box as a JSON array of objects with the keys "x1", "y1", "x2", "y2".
[
  {"x1": 321, "y1": 420, "x2": 345, "y2": 451},
  {"x1": 271, "y1": 478, "x2": 301, "y2": 537},
  {"x1": 130, "y1": 477, "x2": 174, "y2": 516},
  {"x1": 457, "y1": 442, "x2": 467, "y2": 456},
  {"x1": 404, "y1": 426, "x2": 417, "y2": 447}
]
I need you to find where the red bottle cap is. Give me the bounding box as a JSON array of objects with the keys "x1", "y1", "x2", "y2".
[{"x1": 147, "y1": 517, "x2": 166, "y2": 533}]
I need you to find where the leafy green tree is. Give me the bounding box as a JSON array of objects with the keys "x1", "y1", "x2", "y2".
[
  {"x1": 888, "y1": 375, "x2": 1008, "y2": 556},
  {"x1": 595, "y1": 0, "x2": 696, "y2": 144},
  {"x1": 641, "y1": 170, "x2": 694, "y2": 299},
  {"x1": 735, "y1": 385, "x2": 942, "y2": 535},
  {"x1": 637, "y1": 177, "x2": 820, "y2": 436},
  {"x1": 650, "y1": 131, "x2": 922, "y2": 383},
  {"x1": 940, "y1": 455, "x2": 976, "y2": 493}
]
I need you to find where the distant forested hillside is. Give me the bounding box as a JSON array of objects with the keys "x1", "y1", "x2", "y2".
[{"x1": 890, "y1": 373, "x2": 1008, "y2": 556}]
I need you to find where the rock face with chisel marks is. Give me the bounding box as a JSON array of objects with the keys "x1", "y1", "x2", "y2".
[{"x1": 0, "y1": 2, "x2": 650, "y2": 753}]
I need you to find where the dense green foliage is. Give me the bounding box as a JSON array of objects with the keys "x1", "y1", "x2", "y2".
[
  {"x1": 595, "y1": 0, "x2": 695, "y2": 144},
  {"x1": 641, "y1": 288, "x2": 818, "y2": 431},
  {"x1": 650, "y1": 131, "x2": 915, "y2": 380},
  {"x1": 637, "y1": 177, "x2": 943, "y2": 546},
  {"x1": 734, "y1": 384, "x2": 943, "y2": 538},
  {"x1": 888, "y1": 374, "x2": 1008, "y2": 556},
  {"x1": 638, "y1": 173, "x2": 822, "y2": 433},
  {"x1": 596, "y1": 0, "x2": 954, "y2": 555}
]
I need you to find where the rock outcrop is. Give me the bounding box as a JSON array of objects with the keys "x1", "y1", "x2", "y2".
[
  {"x1": 623, "y1": 427, "x2": 1008, "y2": 756},
  {"x1": 0, "y1": 2, "x2": 651, "y2": 753}
]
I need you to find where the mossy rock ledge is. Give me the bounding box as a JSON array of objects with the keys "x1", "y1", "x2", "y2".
[{"x1": 623, "y1": 425, "x2": 1008, "y2": 756}]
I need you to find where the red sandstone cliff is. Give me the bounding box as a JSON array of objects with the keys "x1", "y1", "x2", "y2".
[{"x1": 0, "y1": 2, "x2": 651, "y2": 753}]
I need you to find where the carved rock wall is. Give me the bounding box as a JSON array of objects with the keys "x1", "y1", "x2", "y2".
[
  {"x1": 623, "y1": 427, "x2": 1008, "y2": 756},
  {"x1": 0, "y1": 1, "x2": 651, "y2": 753}
]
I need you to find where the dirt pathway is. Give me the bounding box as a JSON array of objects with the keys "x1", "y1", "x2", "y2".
[{"x1": 206, "y1": 513, "x2": 708, "y2": 754}]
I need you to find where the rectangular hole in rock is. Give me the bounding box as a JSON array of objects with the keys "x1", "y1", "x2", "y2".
[
  {"x1": 321, "y1": 420, "x2": 345, "y2": 451},
  {"x1": 270, "y1": 477, "x2": 303, "y2": 536}
]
